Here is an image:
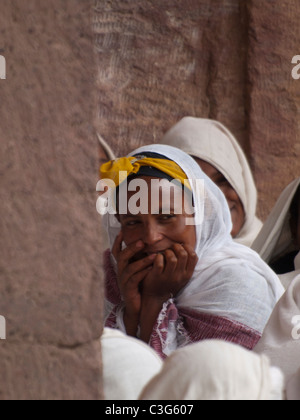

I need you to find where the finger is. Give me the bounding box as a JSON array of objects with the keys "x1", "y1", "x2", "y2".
[
  {"x1": 117, "y1": 240, "x2": 145, "y2": 272},
  {"x1": 172, "y1": 244, "x2": 189, "y2": 272},
  {"x1": 152, "y1": 253, "x2": 165, "y2": 276},
  {"x1": 112, "y1": 231, "x2": 124, "y2": 260},
  {"x1": 183, "y1": 245, "x2": 199, "y2": 278},
  {"x1": 163, "y1": 249, "x2": 178, "y2": 275},
  {"x1": 123, "y1": 254, "x2": 157, "y2": 282},
  {"x1": 126, "y1": 267, "x2": 151, "y2": 292}
]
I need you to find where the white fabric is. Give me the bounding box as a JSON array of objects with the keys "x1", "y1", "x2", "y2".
[
  {"x1": 252, "y1": 178, "x2": 300, "y2": 288},
  {"x1": 255, "y1": 275, "x2": 300, "y2": 389},
  {"x1": 101, "y1": 328, "x2": 162, "y2": 400},
  {"x1": 139, "y1": 340, "x2": 284, "y2": 400},
  {"x1": 252, "y1": 178, "x2": 300, "y2": 262},
  {"x1": 103, "y1": 145, "x2": 284, "y2": 346},
  {"x1": 159, "y1": 117, "x2": 263, "y2": 247},
  {"x1": 286, "y1": 369, "x2": 300, "y2": 400}
]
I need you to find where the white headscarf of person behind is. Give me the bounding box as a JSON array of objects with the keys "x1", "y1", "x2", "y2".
[
  {"x1": 102, "y1": 328, "x2": 162, "y2": 400},
  {"x1": 252, "y1": 178, "x2": 300, "y2": 289},
  {"x1": 139, "y1": 340, "x2": 284, "y2": 400},
  {"x1": 255, "y1": 275, "x2": 300, "y2": 400},
  {"x1": 159, "y1": 117, "x2": 262, "y2": 247}
]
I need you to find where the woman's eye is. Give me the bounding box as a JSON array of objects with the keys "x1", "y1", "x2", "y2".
[
  {"x1": 160, "y1": 214, "x2": 176, "y2": 221},
  {"x1": 125, "y1": 220, "x2": 140, "y2": 227},
  {"x1": 216, "y1": 177, "x2": 228, "y2": 186}
]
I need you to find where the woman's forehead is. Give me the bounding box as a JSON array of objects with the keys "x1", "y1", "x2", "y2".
[{"x1": 118, "y1": 175, "x2": 194, "y2": 216}]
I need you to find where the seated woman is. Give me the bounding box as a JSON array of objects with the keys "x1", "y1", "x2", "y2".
[
  {"x1": 252, "y1": 179, "x2": 300, "y2": 289},
  {"x1": 160, "y1": 117, "x2": 263, "y2": 247},
  {"x1": 100, "y1": 145, "x2": 283, "y2": 359}
]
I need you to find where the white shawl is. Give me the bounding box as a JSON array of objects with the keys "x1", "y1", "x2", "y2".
[
  {"x1": 103, "y1": 145, "x2": 283, "y2": 344},
  {"x1": 140, "y1": 340, "x2": 284, "y2": 400},
  {"x1": 102, "y1": 328, "x2": 162, "y2": 400},
  {"x1": 252, "y1": 178, "x2": 300, "y2": 289},
  {"x1": 159, "y1": 117, "x2": 263, "y2": 247},
  {"x1": 255, "y1": 275, "x2": 300, "y2": 400}
]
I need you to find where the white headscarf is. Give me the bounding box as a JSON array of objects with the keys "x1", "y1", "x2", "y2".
[
  {"x1": 255, "y1": 275, "x2": 300, "y2": 398},
  {"x1": 103, "y1": 145, "x2": 283, "y2": 351},
  {"x1": 102, "y1": 328, "x2": 162, "y2": 400},
  {"x1": 159, "y1": 117, "x2": 263, "y2": 247},
  {"x1": 140, "y1": 340, "x2": 284, "y2": 400},
  {"x1": 252, "y1": 178, "x2": 300, "y2": 289}
]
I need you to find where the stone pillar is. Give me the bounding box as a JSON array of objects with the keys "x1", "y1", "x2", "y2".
[
  {"x1": 247, "y1": 0, "x2": 300, "y2": 218},
  {"x1": 94, "y1": 0, "x2": 300, "y2": 218},
  {"x1": 0, "y1": 0, "x2": 103, "y2": 400},
  {"x1": 94, "y1": 0, "x2": 249, "y2": 153}
]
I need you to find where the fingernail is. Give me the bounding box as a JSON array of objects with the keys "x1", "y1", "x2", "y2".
[
  {"x1": 149, "y1": 254, "x2": 157, "y2": 260},
  {"x1": 136, "y1": 241, "x2": 144, "y2": 248}
]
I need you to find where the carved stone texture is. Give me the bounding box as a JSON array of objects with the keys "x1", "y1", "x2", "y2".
[
  {"x1": 247, "y1": 0, "x2": 300, "y2": 218},
  {"x1": 94, "y1": 0, "x2": 249, "y2": 155},
  {"x1": 95, "y1": 0, "x2": 300, "y2": 219}
]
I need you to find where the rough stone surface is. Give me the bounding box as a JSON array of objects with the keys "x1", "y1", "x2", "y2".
[
  {"x1": 1, "y1": 0, "x2": 300, "y2": 401},
  {"x1": 95, "y1": 0, "x2": 300, "y2": 219},
  {"x1": 94, "y1": 0, "x2": 249, "y2": 152},
  {"x1": 0, "y1": 0, "x2": 103, "y2": 400},
  {"x1": 247, "y1": 0, "x2": 300, "y2": 218}
]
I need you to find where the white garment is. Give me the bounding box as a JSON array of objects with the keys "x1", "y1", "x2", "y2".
[
  {"x1": 252, "y1": 178, "x2": 300, "y2": 288},
  {"x1": 160, "y1": 117, "x2": 263, "y2": 247},
  {"x1": 101, "y1": 328, "x2": 162, "y2": 400},
  {"x1": 255, "y1": 275, "x2": 300, "y2": 394},
  {"x1": 140, "y1": 340, "x2": 284, "y2": 400},
  {"x1": 103, "y1": 144, "x2": 284, "y2": 351},
  {"x1": 286, "y1": 369, "x2": 300, "y2": 400}
]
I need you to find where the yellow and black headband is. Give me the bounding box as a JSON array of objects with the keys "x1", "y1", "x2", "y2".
[{"x1": 100, "y1": 152, "x2": 191, "y2": 190}]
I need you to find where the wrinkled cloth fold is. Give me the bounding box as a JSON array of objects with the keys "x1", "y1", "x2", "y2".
[
  {"x1": 140, "y1": 340, "x2": 284, "y2": 400},
  {"x1": 255, "y1": 275, "x2": 300, "y2": 397},
  {"x1": 102, "y1": 328, "x2": 162, "y2": 400}
]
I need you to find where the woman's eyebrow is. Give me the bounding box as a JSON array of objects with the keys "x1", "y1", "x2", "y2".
[{"x1": 120, "y1": 214, "x2": 139, "y2": 220}]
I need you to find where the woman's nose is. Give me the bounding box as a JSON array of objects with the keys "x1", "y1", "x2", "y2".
[{"x1": 143, "y1": 223, "x2": 164, "y2": 246}]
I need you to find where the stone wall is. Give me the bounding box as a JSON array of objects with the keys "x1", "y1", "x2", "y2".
[
  {"x1": 1, "y1": 0, "x2": 300, "y2": 401},
  {"x1": 95, "y1": 0, "x2": 300, "y2": 219},
  {"x1": 0, "y1": 0, "x2": 103, "y2": 400}
]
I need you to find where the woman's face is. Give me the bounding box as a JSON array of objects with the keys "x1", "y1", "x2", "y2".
[
  {"x1": 117, "y1": 176, "x2": 197, "y2": 258},
  {"x1": 194, "y1": 158, "x2": 246, "y2": 238}
]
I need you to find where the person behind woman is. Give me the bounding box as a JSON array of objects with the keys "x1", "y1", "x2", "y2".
[
  {"x1": 159, "y1": 117, "x2": 262, "y2": 247},
  {"x1": 99, "y1": 145, "x2": 283, "y2": 359},
  {"x1": 252, "y1": 178, "x2": 300, "y2": 289}
]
